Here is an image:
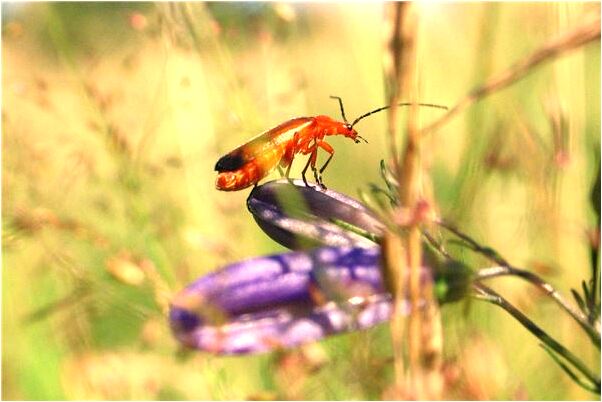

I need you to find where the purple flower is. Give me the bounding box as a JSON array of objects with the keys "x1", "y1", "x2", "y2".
[
  {"x1": 170, "y1": 180, "x2": 471, "y2": 354},
  {"x1": 247, "y1": 179, "x2": 384, "y2": 250},
  {"x1": 170, "y1": 246, "x2": 429, "y2": 355}
]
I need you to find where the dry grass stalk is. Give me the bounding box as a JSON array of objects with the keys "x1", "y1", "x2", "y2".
[
  {"x1": 383, "y1": 3, "x2": 413, "y2": 172},
  {"x1": 383, "y1": 2, "x2": 443, "y2": 399},
  {"x1": 423, "y1": 14, "x2": 600, "y2": 135},
  {"x1": 381, "y1": 232, "x2": 407, "y2": 395},
  {"x1": 382, "y1": 3, "x2": 410, "y2": 394}
]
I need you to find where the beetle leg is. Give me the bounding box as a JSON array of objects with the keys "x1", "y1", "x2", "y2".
[
  {"x1": 301, "y1": 155, "x2": 311, "y2": 187},
  {"x1": 277, "y1": 161, "x2": 294, "y2": 185},
  {"x1": 312, "y1": 164, "x2": 320, "y2": 187},
  {"x1": 310, "y1": 148, "x2": 319, "y2": 185},
  {"x1": 281, "y1": 132, "x2": 300, "y2": 185},
  {"x1": 284, "y1": 159, "x2": 294, "y2": 184},
  {"x1": 309, "y1": 140, "x2": 323, "y2": 188},
  {"x1": 316, "y1": 140, "x2": 335, "y2": 189},
  {"x1": 278, "y1": 166, "x2": 293, "y2": 185},
  {"x1": 301, "y1": 147, "x2": 318, "y2": 188}
]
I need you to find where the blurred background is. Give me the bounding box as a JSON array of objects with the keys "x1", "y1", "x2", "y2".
[{"x1": 2, "y1": 2, "x2": 599, "y2": 400}]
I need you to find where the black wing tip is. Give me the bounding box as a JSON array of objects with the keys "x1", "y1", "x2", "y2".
[{"x1": 215, "y1": 153, "x2": 245, "y2": 171}]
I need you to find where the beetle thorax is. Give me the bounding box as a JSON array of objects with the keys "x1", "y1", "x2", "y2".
[{"x1": 314, "y1": 115, "x2": 357, "y2": 139}]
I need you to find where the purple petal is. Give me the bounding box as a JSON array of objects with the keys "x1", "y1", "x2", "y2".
[
  {"x1": 169, "y1": 246, "x2": 430, "y2": 355},
  {"x1": 247, "y1": 179, "x2": 384, "y2": 250}
]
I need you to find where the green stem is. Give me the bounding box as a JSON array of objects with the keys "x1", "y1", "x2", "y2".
[
  {"x1": 439, "y1": 221, "x2": 600, "y2": 346},
  {"x1": 476, "y1": 266, "x2": 600, "y2": 347},
  {"x1": 474, "y1": 283, "x2": 601, "y2": 394}
]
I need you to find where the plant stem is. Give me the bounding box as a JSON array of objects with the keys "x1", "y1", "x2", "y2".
[
  {"x1": 422, "y1": 14, "x2": 600, "y2": 135},
  {"x1": 383, "y1": 3, "x2": 444, "y2": 398},
  {"x1": 439, "y1": 220, "x2": 601, "y2": 346},
  {"x1": 476, "y1": 265, "x2": 600, "y2": 347},
  {"x1": 382, "y1": 5, "x2": 411, "y2": 394},
  {"x1": 474, "y1": 283, "x2": 601, "y2": 394}
]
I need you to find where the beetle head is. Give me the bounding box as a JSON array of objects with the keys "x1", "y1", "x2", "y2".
[{"x1": 343, "y1": 123, "x2": 367, "y2": 144}]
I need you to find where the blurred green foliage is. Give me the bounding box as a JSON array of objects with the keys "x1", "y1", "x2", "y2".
[{"x1": 2, "y1": 2, "x2": 599, "y2": 400}]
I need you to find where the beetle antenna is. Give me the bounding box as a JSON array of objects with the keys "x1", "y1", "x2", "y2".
[
  {"x1": 329, "y1": 95, "x2": 349, "y2": 124},
  {"x1": 350, "y1": 102, "x2": 448, "y2": 128}
]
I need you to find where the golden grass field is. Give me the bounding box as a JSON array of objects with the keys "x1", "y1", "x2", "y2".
[{"x1": 2, "y1": 2, "x2": 600, "y2": 400}]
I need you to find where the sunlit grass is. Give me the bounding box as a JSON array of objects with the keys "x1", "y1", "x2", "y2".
[{"x1": 2, "y1": 2, "x2": 599, "y2": 400}]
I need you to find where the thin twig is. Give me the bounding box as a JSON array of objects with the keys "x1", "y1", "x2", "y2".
[
  {"x1": 440, "y1": 221, "x2": 601, "y2": 346},
  {"x1": 421, "y1": 230, "x2": 453, "y2": 260},
  {"x1": 474, "y1": 283, "x2": 601, "y2": 394},
  {"x1": 422, "y1": 15, "x2": 601, "y2": 135}
]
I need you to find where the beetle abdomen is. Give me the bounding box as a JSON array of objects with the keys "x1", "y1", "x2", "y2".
[
  {"x1": 216, "y1": 164, "x2": 266, "y2": 191},
  {"x1": 215, "y1": 152, "x2": 245, "y2": 171},
  {"x1": 216, "y1": 146, "x2": 286, "y2": 191}
]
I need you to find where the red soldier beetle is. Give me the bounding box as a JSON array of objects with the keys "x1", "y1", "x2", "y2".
[{"x1": 215, "y1": 96, "x2": 446, "y2": 191}]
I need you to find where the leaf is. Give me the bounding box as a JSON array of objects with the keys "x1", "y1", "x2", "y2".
[
  {"x1": 571, "y1": 289, "x2": 586, "y2": 312},
  {"x1": 589, "y1": 162, "x2": 600, "y2": 221},
  {"x1": 379, "y1": 159, "x2": 398, "y2": 197},
  {"x1": 368, "y1": 183, "x2": 396, "y2": 207},
  {"x1": 581, "y1": 280, "x2": 591, "y2": 304}
]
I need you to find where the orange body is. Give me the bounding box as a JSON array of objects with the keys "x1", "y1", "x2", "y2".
[{"x1": 215, "y1": 115, "x2": 360, "y2": 191}]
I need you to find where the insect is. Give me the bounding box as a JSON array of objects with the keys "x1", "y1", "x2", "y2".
[{"x1": 215, "y1": 96, "x2": 446, "y2": 191}]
